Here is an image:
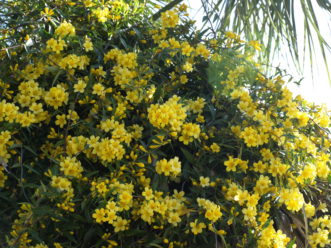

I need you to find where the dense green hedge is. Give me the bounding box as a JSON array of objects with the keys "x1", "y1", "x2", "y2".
[{"x1": 0, "y1": 1, "x2": 330, "y2": 247}]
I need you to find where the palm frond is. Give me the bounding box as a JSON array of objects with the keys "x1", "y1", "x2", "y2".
[{"x1": 199, "y1": 0, "x2": 331, "y2": 82}]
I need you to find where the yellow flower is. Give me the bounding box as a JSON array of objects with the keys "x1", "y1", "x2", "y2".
[
  {"x1": 188, "y1": 97, "x2": 205, "y2": 113},
  {"x1": 205, "y1": 206, "x2": 222, "y2": 222},
  {"x1": 252, "y1": 161, "x2": 267, "y2": 173},
  {"x1": 59, "y1": 156, "x2": 83, "y2": 178},
  {"x1": 142, "y1": 187, "x2": 154, "y2": 200},
  {"x1": 308, "y1": 229, "x2": 329, "y2": 248},
  {"x1": 279, "y1": 188, "x2": 304, "y2": 212},
  {"x1": 55, "y1": 21, "x2": 76, "y2": 38},
  {"x1": 148, "y1": 95, "x2": 187, "y2": 131},
  {"x1": 119, "y1": 191, "x2": 133, "y2": 204},
  {"x1": 73, "y1": 79, "x2": 86, "y2": 93},
  {"x1": 254, "y1": 175, "x2": 271, "y2": 195},
  {"x1": 0, "y1": 166, "x2": 8, "y2": 188},
  {"x1": 83, "y1": 37, "x2": 93, "y2": 51},
  {"x1": 246, "y1": 193, "x2": 259, "y2": 208},
  {"x1": 44, "y1": 85, "x2": 68, "y2": 109},
  {"x1": 235, "y1": 189, "x2": 249, "y2": 206},
  {"x1": 29, "y1": 102, "x2": 43, "y2": 113},
  {"x1": 199, "y1": 176, "x2": 210, "y2": 187},
  {"x1": 55, "y1": 114, "x2": 67, "y2": 128},
  {"x1": 247, "y1": 40, "x2": 262, "y2": 51},
  {"x1": 51, "y1": 176, "x2": 71, "y2": 191},
  {"x1": 40, "y1": 7, "x2": 54, "y2": 17},
  {"x1": 92, "y1": 83, "x2": 105, "y2": 97},
  {"x1": 168, "y1": 212, "x2": 181, "y2": 226},
  {"x1": 300, "y1": 163, "x2": 317, "y2": 181},
  {"x1": 190, "y1": 220, "x2": 206, "y2": 235},
  {"x1": 92, "y1": 208, "x2": 107, "y2": 223},
  {"x1": 181, "y1": 42, "x2": 194, "y2": 56},
  {"x1": 46, "y1": 38, "x2": 66, "y2": 54},
  {"x1": 112, "y1": 217, "x2": 129, "y2": 232},
  {"x1": 160, "y1": 10, "x2": 179, "y2": 28},
  {"x1": 242, "y1": 206, "x2": 257, "y2": 222},
  {"x1": 304, "y1": 203, "x2": 316, "y2": 218},
  {"x1": 210, "y1": 143, "x2": 220, "y2": 153},
  {"x1": 195, "y1": 43, "x2": 210, "y2": 58},
  {"x1": 224, "y1": 156, "x2": 237, "y2": 172},
  {"x1": 34, "y1": 244, "x2": 49, "y2": 248},
  {"x1": 179, "y1": 122, "x2": 200, "y2": 144},
  {"x1": 182, "y1": 62, "x2": 193, "y2": 72},
  {"x1": 53, "y1": 243, "x2": 63, "y2": 248},
  {"x1": 155, "y1": 157, "x2": 181, "y2": 177},
  {"x1": 178, "y1": 3, "x2": 188, "y2": 12},
  {"x1": 92, "y1": 7, "x2": 110, "y2": 23}
]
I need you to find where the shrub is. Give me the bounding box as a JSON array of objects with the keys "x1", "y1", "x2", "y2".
[{"x1": 0, "y1": 1, "x2": 330, "y2": 247}]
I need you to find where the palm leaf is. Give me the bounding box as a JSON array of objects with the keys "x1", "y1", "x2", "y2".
[{"x1": 199, "y1": 0, "x2": 331, "y2": 82}]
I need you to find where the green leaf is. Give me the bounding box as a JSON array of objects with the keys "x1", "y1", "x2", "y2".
[
  {"x1": 23, "y1": 145, "x2": 38, "y2": 156},
  {"x1": 119, "y1": 36, "x2": 129, "y2": 49},
  {"x1": 180, "y1": 147, "x2": 196, "y2": 164},
  {"x1": 286, "y1": 238, "x2": 297, "y2": 248},
  {"x1": 201, "y1": 0, "x2": 331, "y2": 83},
  {"x1": 27, "y1": 228, "x2": 42, "y2": 243},
  {"x1": 82, "y1": 227, "x2": 96, "y2": 248}
]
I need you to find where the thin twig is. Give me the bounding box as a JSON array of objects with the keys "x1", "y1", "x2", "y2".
[
  {"x1": 20, "y1": 144, "x2": 30, "y2": 203},
  {"x1": 0, "y1": 44, "x2": 23, "y2": 52},
  {"x1": 200, "y1": 0, "x2": 217, "y2": 38}
]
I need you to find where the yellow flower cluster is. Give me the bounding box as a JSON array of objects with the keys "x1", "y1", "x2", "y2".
[
  {"x1": 0, "y1": 166, "x2": 7, "y2": 188},
  {"x1": 187, "y1": 97, "x2": 206, "y2": 113},
  {"x1": 59, "y1": 156, "x2": 83, "y2": 179},
  {"x1": 58, "y1": 54, "x2": 90, "y2": 70},
  {"x1": 224, "y1": 156, "x2": 248, "y2": 172},
  {"x1": 8, "y1": 204, "x2": 33, "y2": 247},
  {"x1": 278, "y1": 187, "x2": 305, "y2": 212},
  {"x1": 197, "y1": 198, "x2": 222, "y2": 222},
  {"x1": 195, "y1": 43, "x2": 211, "y2": 59},
  {"x1": 225, "y1": 31, "x2": 244, "y2": 45},
  {"x1": 92, "y1": 181, "x2": 134, "y2": 232},
  {"x1": 257, "y1": 221, "x2": 290, "y2": 248},
  {"x1": 253, "y1": 175, "x2": 271, "y2": 195},
  {"x1": 91, "y1": 1, "x2": 127, "y2": 23},
  {"x1": 148, "y1": 95, "x2": 187, "y2": 130},
  {"x1": 83, "y1": 37, "x2": 93, "y2": 51},
  {"x1": 179, "y1": 122, "x2": 201, "y2": 144},
  {"x1": 137, "y1": 189, "x2": 187, "y2": 227},
  {"x1": 190, "y1": 219, "x2": 206, "y2": 235},
  {"x1": 90, "y1": 137, "x2": 125, "y2": 163},
  {"x1": 308, "y1": 215, "x2": 331, "y2": 248},
  {"x1": 155, "y1": 157, "x2": 181, "y2": 177},
  {"x1": 19, "y1": 61, "x2": 45, "y2": 80},
  {"x1": 99, "y1": 119, "x2": 133, "y2": 145},
  {"x1": 0, "y1": 130, "x2": 13, "y2": 164},
  {"x1": 51, "y1": 176, "x2": 72, "y2": 192},
  {"x1": 239, "y1": 126, "x2": 268, "y2": 147},
  {"x1": 160, "y1": 10, "x2": 179, "y2": 28},
  {"x1": 44, "y1": 85, "x2": 69, "y2": 109},
  {"x1": 50, "y1": 175, "x2": 75, "y2": 212},
  {"x1": 73, "y1": 78, "x2": 87, "y2": 93},
  {"x1": 55, "y1": 21, "x2": 76, "y2": 38},
  {"x1": 46, "y1": 38, "x2": 66, "y2": 54},
  {"x1": 210, "y1": 142, "x2": 220, "y2": 153},
  {"x1": 92, "y1": 7, "x2": 110, "y2": 23}
]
